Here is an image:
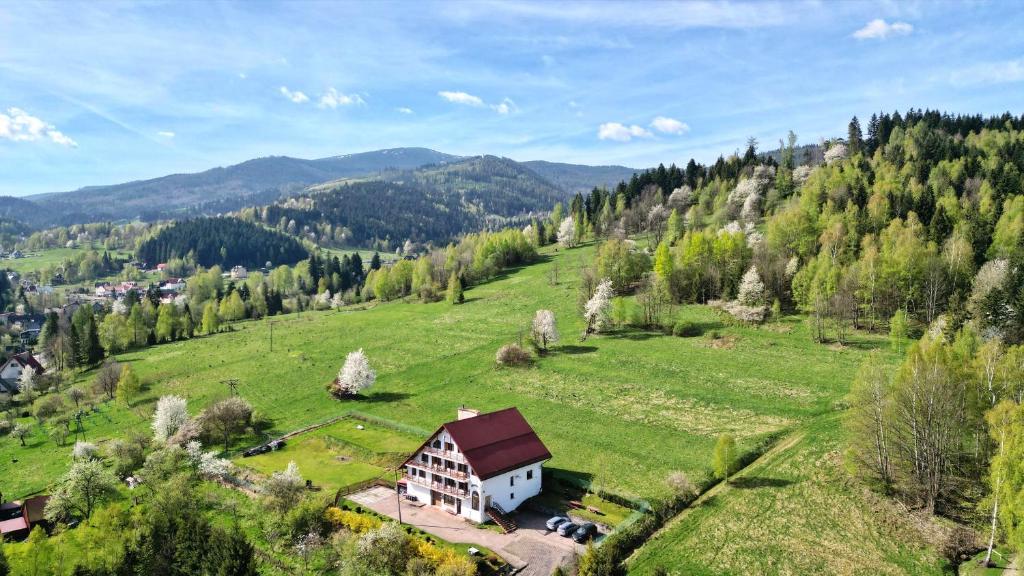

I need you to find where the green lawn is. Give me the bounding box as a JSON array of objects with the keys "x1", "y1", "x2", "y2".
[
  {"x1": 627, "y1": 414, "x2": 950, "y2": 576},
  {"x1": 0, "y1": 242, "x2": 943, "y2": 574},
  {"x1": 3, "y1": 245, "x2": 134, "y2": 275},
  {"x1": 235, "y1": 436, "x2": 385, "y2": 492},
  {"x1": 1, "y1": 243, "x2": 895, "y2": 501},
  {"x1": 233, "y1": 415, "x2": 426, "y2": 491}
]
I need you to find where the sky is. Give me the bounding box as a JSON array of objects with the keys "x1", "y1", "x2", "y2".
[{"x1": 1, "y1": 0, "x2": 1023, "y2": 196}]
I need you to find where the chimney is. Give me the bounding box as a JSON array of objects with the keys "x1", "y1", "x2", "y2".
[{"x1": 457, "y1": 406, "x2": 479, "y2": 421}]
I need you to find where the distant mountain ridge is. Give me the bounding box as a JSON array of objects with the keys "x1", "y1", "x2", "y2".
[{"x1": 16, "y1": 148, "x2": 639, "y2": 229}]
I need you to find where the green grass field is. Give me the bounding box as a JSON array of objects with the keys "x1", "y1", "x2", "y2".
[
  {"x1": 0, "y1": 242, "x2": 945, "y2": 573},
  {"x1": 627, "y1": 414, "x2": 950, "y2": 575},
  {"x1": 3, "y1": 245, "x2": 134, "y2": 275},
  {"x1": 233, "y1": 416, "x2": 425, "y2": 491},
  {"x1": 2, "y1": 243, "x2": 893, "y2": 499}
]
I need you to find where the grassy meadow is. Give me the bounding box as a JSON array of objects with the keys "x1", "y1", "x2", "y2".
[
  {"x1": 627, "y1": 414, "x2": 950, "y2": 575},
  {"x1": 3, "y1": 243, "x2": 894, "y2": 500},
  {"x1": 0, "y1": 241, "x2": 944, "y2": 573}
]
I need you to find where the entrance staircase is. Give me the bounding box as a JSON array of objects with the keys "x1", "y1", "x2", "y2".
[{"x1": 486, "y1": 503, "x2": 518, "y2": 533}]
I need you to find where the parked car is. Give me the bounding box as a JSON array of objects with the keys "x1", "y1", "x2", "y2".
[
  {"x1": 546, "y1": 516, "x2": 569, "y2": 531},
  {"x1": 572, "y1": 522, "x2": 597, "y2": 543},
  {"x1": 556, "y1": 521, "x2": 578, "y2": 537}
]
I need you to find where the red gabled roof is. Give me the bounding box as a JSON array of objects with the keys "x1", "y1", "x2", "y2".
[
  {"x1": 442, "y1": 407, "x2": 551, "y2": 480},
  {"x1": 11, "y1": 353, "x2": 43, "y2": 374}
]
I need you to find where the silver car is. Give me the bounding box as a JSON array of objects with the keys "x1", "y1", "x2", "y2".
[{"x1": 546, "y1": 516, "x2": 569, "y2": 531}]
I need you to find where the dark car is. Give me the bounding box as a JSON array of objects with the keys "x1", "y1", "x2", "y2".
[
  {"x1": 545, "y1": 516, "x2": 569, "y2": 531},
  {"x1": 556, "y1": 521, "x2": 578, "y2": 537},
  {"x1": 572, "y1": 522, "x2": 597, "y2": 543}
]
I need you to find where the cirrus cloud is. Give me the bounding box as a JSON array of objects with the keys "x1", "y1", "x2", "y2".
[
  {"x1": 0, "y1": 107, "x2": 77, "y2": 147},
  {"x1": 651, "y1": 116, "x2": 690, "y2": 135},
  {"x1": 157, "y1": 130, "x2": 175, "y2": 138},
  {"x1": 397, "y1": 107, "x2": 414, "y2": 114},
  {"x1": 853, "y1": 19, "x2": 913, "y2": 40},
  {"x1": 319, "y1": 88, "x2": 365, "y2": 109},
  {"x1": 279, "y1": 86, "x2": 309, "y2": 103},
  {"x1": 598, "y1": 122, "x2": 653, "y2": 142}
]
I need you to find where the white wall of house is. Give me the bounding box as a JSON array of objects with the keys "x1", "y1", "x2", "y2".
[
  {"x1": 0, "y1": 361, "x2": 24, "y2": 381},
  {"x1": 479, "y1": 463, "x2": 543, "y2": 514}
]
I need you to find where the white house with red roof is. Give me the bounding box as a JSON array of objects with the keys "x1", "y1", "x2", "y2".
[
  {"x1": 401, "y1": 407, "x2": 551, "y2": 527},
  {"x1": 0, "y1": 352, "x2": 44, "y2": 395}
]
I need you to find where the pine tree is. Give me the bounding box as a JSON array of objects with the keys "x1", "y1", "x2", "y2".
[
  {"x1": 209, "y1": 527, "x2": 258, "y2": 576},
  {"x1": 848, "y1": 116, "x2": 863, "y2": 155}
]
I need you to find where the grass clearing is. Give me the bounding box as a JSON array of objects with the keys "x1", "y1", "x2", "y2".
[
  {"x1": 235, "y1": 435, "x2": 385, "y2": 492},
  {"x1": 627, "y1": 414, "x2": 950, "y2": 576}
]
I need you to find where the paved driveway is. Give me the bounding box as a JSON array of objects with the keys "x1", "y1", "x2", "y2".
[{"x1": 349, "y1": 486, "x2": 583, "y2": 575}]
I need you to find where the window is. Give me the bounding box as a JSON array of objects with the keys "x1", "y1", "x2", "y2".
[
  {"x1": 445, "y1": 442, "x2": 454, "y2": 451},
  {"x1": 472, "y1": 491, "x2": 479, "y2": 510},
  {"x1": 510, "y1": 493, "x2": 515, "y2": 500},
  {"x1": 510, "y1": 476, "x2": 515, "y2": 487},
  {"x1": 526, "y1": 469, "x2": 533, "y2": 480},
  {"x1": 432, "y1": 439, "x2": 441, "y2": 449},
  {"x1": 420, "y1": 453, "x2": 428, "y2": 463}
]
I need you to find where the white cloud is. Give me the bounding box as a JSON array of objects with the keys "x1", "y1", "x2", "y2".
[
  {"x1": 650, "y1": 116, "x2": 690, "y2": 135},
  {"x1": 238, "y1": 72, "x2": 247, "y2": 80},
  {"x1": 397, "y1": 107, "x2": 414, "y2": 114},
  {"x1": 157, "y1": 130, "x2": 175, "y2": 138},
  {"x1": 438, "y1": 90, "x2": 484, "y2": 106},
  {"x1": 598, "y1": 122, "x2": 653, "y2": 142},
  {"x1": 279, "y1": 86, "x2": 309, "y2": 103},
  {"x1": 491, "y1": 97, "x2": 518, "y2": 115},
  {"x1": 852, "y1": 19, "x2": 913, "y2": 40},
  {"x1": 0, "y1": 107, "x2": 77, "y2": 147},
  {"x1": 319, "y1": 88, "x2": 365, "y2": 109}
]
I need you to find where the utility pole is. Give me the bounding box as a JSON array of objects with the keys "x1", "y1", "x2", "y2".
[
  {"x1": 395, "y1": 469, "x2": 403, "y2": 524},
  {"x1": 221, "y1": 378, "x2": 240, "y2": 396}
]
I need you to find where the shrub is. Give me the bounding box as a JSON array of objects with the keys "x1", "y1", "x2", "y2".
[
  {"x1": 672, "y1": 320, "x2": 702, "y2": 337},
  {"x1": 495, "y1": 343, "x2": 531, "y2": 367},
  {"x1": 325, "y1": 507, "x2": 381, "y2": 534}
]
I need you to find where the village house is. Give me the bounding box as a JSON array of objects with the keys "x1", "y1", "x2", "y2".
[
  {"x1": 230, "y1": 265, "x2": 248, "y2": 280},
  {"x1": 0, "y1": 352, "x2": 44, "y2": 395},
  {"x1": 400, "y1": 407, "x2": 550, "y2": 527},
  {"x1": 0, "y1": 496, "x2": 50, "y2": 540}
]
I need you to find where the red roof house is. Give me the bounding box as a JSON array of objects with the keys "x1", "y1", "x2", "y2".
[{"x1": 402, "y1": 407, "x2": 550, "y2": 524}]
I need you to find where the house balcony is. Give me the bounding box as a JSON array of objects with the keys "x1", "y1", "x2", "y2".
[
  {"x1": 404, "y1": 474, "x2": 468, "y2": 498},
  {"x1": 407, "y1": 462, "x2": 469, "y2": 481},
  {"x1": 422, "y1": 447, "x2": 465, "y2": 462}
]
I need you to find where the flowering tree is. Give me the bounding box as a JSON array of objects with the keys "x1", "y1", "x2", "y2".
[
  {"x1": 737, "y1": 266, "x2": 766, "y2": 306},
  {"x1": 72, "y1": 441, "x2": 98, "y2": 461},
  {"x1": 332, "y1": 349, "x2": 375, "y2": 397},
  {"x1": 44, "y1": 459, "x2": 119, "y2": 521},
  {"x1": 582, "y1": 279, "x2": 614, "y2": 339},
  {"x1": 557, "y1": 216, "x2": 577, "y2": 248},
  {"x1": 824, "y1": 142, "x2": 848, "y2": 165},
  {"x1": 531, "y1": 310, "x2": 559, "y2": 351},
  {"x1": 152, "y1": 395, "x2": 189, "y2": 442},
  {"x1": 263, "y1": 461, "x2": 304, "y2": 512},
  {"x1": 185, "y1": 440, "x2": 234, "y2": 480},
  {"x1": 18, "y1": 366, "x2": 37, "y2": 395}
]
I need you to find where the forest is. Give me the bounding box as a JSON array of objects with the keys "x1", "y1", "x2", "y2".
[{"x1": 135, "y1": 217, "x2": 310, "y2": 270}]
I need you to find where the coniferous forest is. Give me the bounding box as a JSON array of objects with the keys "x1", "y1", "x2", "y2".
[{"x1": 135, "y1": 217, "x2": 310, "y2": 269}]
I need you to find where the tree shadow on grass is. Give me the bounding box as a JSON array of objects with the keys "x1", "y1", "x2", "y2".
[
  {"x1": 729, "y1": 477, "x2": 795, "y2": 490},
  {"x1": 358, "y1": 391, "x2": 412, "y2": 403},
  {"x1": 616, "y1": 332, "x2": 661, "y2": 341},
  {"x1": 551, "y1": 345, "x2": 598, "y2": 355}
]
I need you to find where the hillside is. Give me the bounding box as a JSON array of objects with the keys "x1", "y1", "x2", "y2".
[
  {"x1": 135, "y1": 217, "x2": 310, "y2": 269},
  {"x1": 243, "y1": 155, "x2": 571, "y2": 248},
  {"x1": 25, "y1": 148, "x2": 461, "y2": 225},
  {"x1": 522, "y1": 160, "x2": 639, "y2": 194}
]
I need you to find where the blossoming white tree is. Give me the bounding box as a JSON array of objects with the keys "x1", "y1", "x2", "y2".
[
  {"x1": 557, "y1": 216, "x2": 577, "y2": 248},
  {"x1": 737, "y1": 266, "x2": 766, "y2": 306},
  {"x1": 185, "y1": 440, "x2": 234, "y2": 480},
  {"x1": 152, "y1": 395, "x2": 189, "y2": 442},
  {"x1": 112, "y1": 299, "x2": 128, "y2": 316},
  {"x1": 333, "y1": 348, "x2": 375, "y2": 397},
  {"x1": 263, "y1": 461, "x2": 305, "y2": 512},
  {"x1": 72, "y1": 441, "x2": 98, "y2": 461},
  {"x1": 531, "y1": 310, "x2": 559, "y2": 351},
  {"x1": 18, "y1": 366, "x2": 37, "y2": 395},
  {"x1": 582, "y1": 279, "x2": 614, "y2": 339},
  {"x1": 824, "y1": 142, "x2": 848, "y2": 165}
]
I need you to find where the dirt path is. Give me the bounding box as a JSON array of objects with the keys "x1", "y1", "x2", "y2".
[{"x1": 626, "y1": 429, "x2": 806, "y2": 564}]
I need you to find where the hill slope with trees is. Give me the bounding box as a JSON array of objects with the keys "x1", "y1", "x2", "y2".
[{"x1": 135, "y1": 217, "x2": 310, "y2": 269}]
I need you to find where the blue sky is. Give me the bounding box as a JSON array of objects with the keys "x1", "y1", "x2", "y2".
[{"x1": 1, "y1": 1, "x2": 1023, "y2": 196}]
